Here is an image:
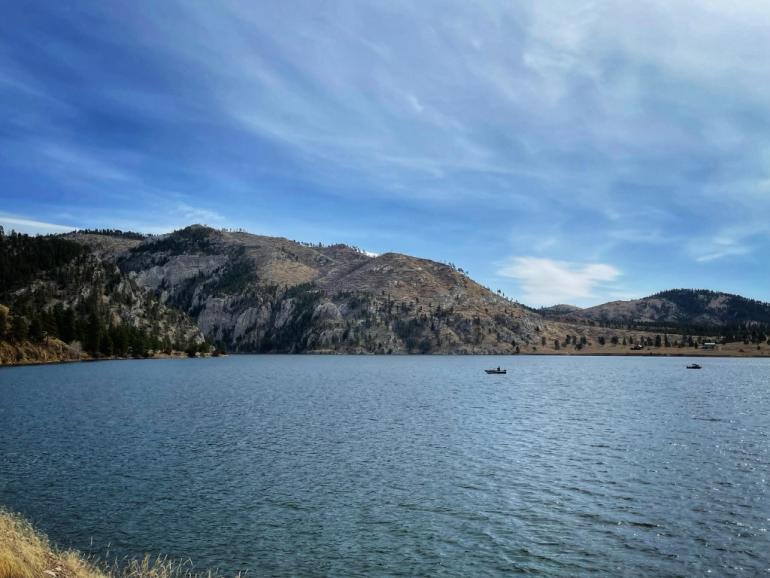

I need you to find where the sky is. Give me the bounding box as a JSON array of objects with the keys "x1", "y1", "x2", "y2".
[{"x1": 2, "y1": 1, "x2": 770, "y2": 307}]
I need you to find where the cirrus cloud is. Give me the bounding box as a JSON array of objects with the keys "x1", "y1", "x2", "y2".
[{"x1": 0, "y1": 214, "x2": 77, "y2": 235}]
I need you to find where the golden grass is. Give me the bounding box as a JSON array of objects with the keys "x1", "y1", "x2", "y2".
[
  {"x1": 0, "y1": 509, "x2": 102, "y2": 578},
  {"x1": 0, "y1": 510, "x2": 236, "y2": 578}
]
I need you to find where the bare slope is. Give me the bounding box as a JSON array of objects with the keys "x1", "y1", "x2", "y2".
[
  {"x1": 66, "y1": 227, "x2": 770, "y2": 355},
  {"x1": 74, "y1": 225, "x2": 543, "y2": 353}
]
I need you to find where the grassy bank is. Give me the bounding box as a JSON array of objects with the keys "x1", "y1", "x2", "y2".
[
  {"x1": 0, "y1": 338, "x2": 83, "y2": 366},
  {"x1": 0, "y1": 338, "x2": 218, "y2": 368},
  {"x1": 0, "y1": 510, "x2": 233, "y2": 578}
]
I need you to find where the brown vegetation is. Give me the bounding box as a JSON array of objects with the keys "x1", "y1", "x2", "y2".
[
  {"x1": 0, "y1": 509, "x2": 234, "y2": 578},
  {"x1": 0, "y1": 339, "x2": 84, "y2": 366}
]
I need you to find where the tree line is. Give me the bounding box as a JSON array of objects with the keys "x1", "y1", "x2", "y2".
[{"x1": 0, "y1": 228, "x2": 209, "y2": 358}]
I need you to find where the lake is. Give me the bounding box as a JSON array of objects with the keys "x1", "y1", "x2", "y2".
[{"x1": 0, "y1": 356, "x2": 768, "y2": 576}]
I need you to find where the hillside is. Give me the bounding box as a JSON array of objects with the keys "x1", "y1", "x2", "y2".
[
  {"x1": 0, "y1": 229, "x2": 203, "y2": 365},
  {"x1": 539, "y1": 304, "x2": 583, "y2": 316},
  {"x1": 5, "y1": 225, "x2": 768, "y2": 359},
  {"x1": 69, "y1": 225, "x2": 544, "y2": 354},
  {"x1": 61, "y1": 226, "x2": 770, "y2": 356},
  {"x1": 537, "y1": 290, "x2": 770, "y2": 350},
  {"x1": 539, "y1": 289, "x2": 770, "y2": 329}
]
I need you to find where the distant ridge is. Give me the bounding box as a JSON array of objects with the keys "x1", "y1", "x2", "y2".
[
  {"x1": 539, "y1": 288, "x2": 770, "y2": 328},
  {"x1": 539, "y1": 304, "x2": 583, "y2": 316}
]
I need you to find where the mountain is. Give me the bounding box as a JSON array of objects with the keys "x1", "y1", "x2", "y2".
[
  {"x1": 69, "y1": 225, "x2": 544, "y2": 354},
  {"x1": 0, "y1": 229, "x2": 203, "y2": 364},
  {"x1": 4, "y1": 224, "x2": 768, "y2": 362},
  {"x1": 539, "y1": 304, "x2": 582, "y2": 316},
  {"x1": 539, "y1": 289, "x2": 770, "y2": 329}
]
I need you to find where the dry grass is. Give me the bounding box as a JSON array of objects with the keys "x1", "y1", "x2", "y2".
[
  {"x1": 0, "y1": 510, "x2": 236, "y2": 578},
  {"x1": 0, "y1": 509, "x2": 102, "y2": 578},
  {"x1": 0, "y1": 339, "x2": 84, "y2": 366}
]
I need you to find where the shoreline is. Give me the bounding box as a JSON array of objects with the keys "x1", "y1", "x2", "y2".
[
  {"x1": 0, "y1": 351, "x2": 223, "y2": 370},
  {"x1": 1, "y1": 349, "x2": 767, "y2": 368}
]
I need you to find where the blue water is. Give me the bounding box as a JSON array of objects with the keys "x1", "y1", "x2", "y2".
[{"x1": 0, "y1": 356, "x2": 768, "y2": 576}]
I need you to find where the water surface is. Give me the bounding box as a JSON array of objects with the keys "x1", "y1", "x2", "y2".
[{"x1": 1, "y1": 356, "x2": 768, "y2": 576}]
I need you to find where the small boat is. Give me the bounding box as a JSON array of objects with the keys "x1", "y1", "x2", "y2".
[
  {"x1": 686, "y1": 363, "x2": 702, "y2": 369},
  {"x1": 485, "y1": 367, "x2": 507, "y2": 374}
]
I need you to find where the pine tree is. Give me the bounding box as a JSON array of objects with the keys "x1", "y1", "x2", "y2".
[
  {"x1": 11, "y1": 316, "x2": 29, "y2": 343},
  {"x1": 43, "y1": 310, "x2": 58, "y2": 339},
  {"x1": 0, "y1": 306, "x2": 8, "y2": 340},
  {"x1": 100, "y1": 332, "x2": 114, "y2": 356},
  {"x1": 59, "y1": 308, "x2": 76, "y2": 343},
  {"x1": 85, "y1": 312, "x2": 101, "y2": 353},
  {"x1": 28, "y1": 315, "x2": 44, "y2": 342}
]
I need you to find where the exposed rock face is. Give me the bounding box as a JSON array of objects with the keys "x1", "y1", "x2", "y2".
[
  {"x1": 131, "y1": 254, "x2": 229, "y2": 294},
  {"x1": 56, "y1": 228, "x2": 770, "y2": 355},
  {"x1": 73, "y1": 225, "x2": 545, "y2": 353},
  {"x1": 9, "y1": 234, "x2": 204, "y2": 351}
]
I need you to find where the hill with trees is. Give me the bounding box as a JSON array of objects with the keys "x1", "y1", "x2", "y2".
[
  {"x1": 0, "y1": 227, "x2": 204, "y2": 365},
  {"x1": 69, "y1": 225, "x2": 545, "y2": 354},
  {"x1": 4, "y1": 224, "x2": 770, "y2": 362},
  {"x1": 538, "y1": 289, "x2": 770, "y2": 344}
]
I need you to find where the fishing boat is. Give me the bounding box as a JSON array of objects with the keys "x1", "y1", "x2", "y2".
[
  {"x1": 485, "y1": 367, "x2": 507, "y2": 374},
  {"x1": 686, "y1": 363, "x2": 702, "y2": 369}
]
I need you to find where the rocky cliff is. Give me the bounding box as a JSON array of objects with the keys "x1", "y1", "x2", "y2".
[
  {"x1": 70, "y1": 225, "x2": 544, "y2": 354},
  {"x1": 0, "y1": 230, "x2": 203, "y2": 364},
  {"x1": 7, "y1": 226, "x2": 768, "y2": 360}
]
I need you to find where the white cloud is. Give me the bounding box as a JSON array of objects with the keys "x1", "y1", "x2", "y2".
[
  {"x1": 10, "y1": 0, "x2": 770, "y2": 285},
  {"x1": 499, "y1": 256, "x2": 621, "y2": 307},
  {"x1": 175, "y1": 202, "x2": 226, "y2": 225},
  {"x1": 695, "y1": 246, "x2": 750, "y2": 263},
  {"x1": 0, "y1": 214, "x2": 77, "y2": 235}
]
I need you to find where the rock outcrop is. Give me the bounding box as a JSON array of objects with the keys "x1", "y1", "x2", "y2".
[{"x1": 72, "y1": 225, "x2": 544, "y2": 353}]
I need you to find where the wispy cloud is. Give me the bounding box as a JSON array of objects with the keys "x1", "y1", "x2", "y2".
[
  {"x1": 695, "y1": 246, "x2": 751, "y2": 263},
  {"x1": 175, "y1": 202, "x2": 226, "y2": 225},
  {"x1": 689, "y1": 222, "x2": 770, "y2": 263},
  {"x1": 499, "y1": 257, "x2": 622, "y2": 307},
  {"x1": 0, "y1": 214, "x2": 77, "y2": 235},
  {"x1": 4, "y1": 2, "x2": 770, "y2": 301}
]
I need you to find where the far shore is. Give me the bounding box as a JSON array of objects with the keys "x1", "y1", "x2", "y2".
[
  {"x1": 0, "y1": 351, "x2": 224, "y2": 369},
  {"x1": 1, "y1": 346, "x2": 767, "y2": 368}
]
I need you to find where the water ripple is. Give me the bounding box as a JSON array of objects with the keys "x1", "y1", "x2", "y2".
[{"x1": 1, "y1": 355, "x2": 769, "y2": 576}]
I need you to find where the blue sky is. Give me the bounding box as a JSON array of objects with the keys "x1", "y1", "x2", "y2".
[{"x1": 2, "y1": 1, "x2": 770, "y2": 306}]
